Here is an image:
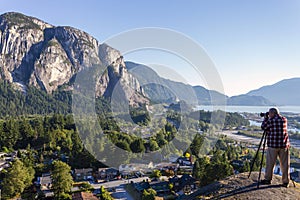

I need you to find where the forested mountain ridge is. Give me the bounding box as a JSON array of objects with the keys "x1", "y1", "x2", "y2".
[{"x1": 126, "y1": 61, "x2": 274, "y2": 106}]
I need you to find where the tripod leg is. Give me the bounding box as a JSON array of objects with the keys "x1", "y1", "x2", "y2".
[
  {"x1": 257, "y1": 132, "x2": 268, "y2": 188},
  {"x1": 248, "y1": 131, "x2": 266, "y2": 179},
  {"x1": 290, "y1": 174, "x2": 296, "y2": 187}
]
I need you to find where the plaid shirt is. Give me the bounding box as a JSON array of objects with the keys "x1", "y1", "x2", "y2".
[{"x1": 261, "y1": 114, "x2": 290, "y2": 148}]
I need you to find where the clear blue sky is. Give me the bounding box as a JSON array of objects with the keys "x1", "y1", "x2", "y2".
[{"x1": 1, "y1": 0, "x2": 300, "y2": 96}]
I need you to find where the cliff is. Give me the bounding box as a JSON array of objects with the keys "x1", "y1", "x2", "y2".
[{"x1": 0, "y1": 12, "x2": 148, "y2": 106}]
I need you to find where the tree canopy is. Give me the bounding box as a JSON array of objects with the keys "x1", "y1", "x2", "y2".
[
  {"x1": 1, "y1": 159, "x2": 35, "y2": 199},
  {"x1": 51, "y1": 160, "x2": 73, "y2": 200}
]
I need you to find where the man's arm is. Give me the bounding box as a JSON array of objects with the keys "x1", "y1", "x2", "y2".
[{"x1": 261, "y1": 117, "x2": 269, "y2": 131}]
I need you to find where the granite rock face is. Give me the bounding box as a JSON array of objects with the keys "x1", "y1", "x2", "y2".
[{"x1": 0, "y1": 12, "x2": 148, "y2": 106}]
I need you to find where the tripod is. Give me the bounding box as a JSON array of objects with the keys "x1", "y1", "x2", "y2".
[
  {"x1": 248, "y1": 130, "x2": 267, "y2": 188},
  {"x1": 248, "y1": 130, "x2": 296, "y2": 188}
]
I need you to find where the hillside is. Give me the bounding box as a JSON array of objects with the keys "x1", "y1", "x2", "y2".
[
  {"x1": 126, "y1": 61, "x2": 273, "y2": 106},
  {"x1": 227, "y1": 94, "x2": 274, "y2": 106},
  {"x1": 247, "y1": 78, "x2": 300, "y2": 106},
  {"x1": 183, "y1": 172, "x2": 300, "y2": 199},
  {"x1": 126, "y1": 61, "x2": 214, "y2": 105}
]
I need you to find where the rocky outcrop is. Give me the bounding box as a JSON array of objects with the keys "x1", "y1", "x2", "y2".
[
  {"x1": 29, "y1": 38, "x2": 73, "y2": 92},
  {"x1": 183, "y1": 172, "x2": 300, "y2": 200},
  {"x1": 0, "y1": 12, "x2": 52, "y2": 82},
  {"x1": 0, "y1": 12, "x2": 148, "y2": 106},
  {"x1": 97, "y1": 43, "x2": 147, "y2": 107}
]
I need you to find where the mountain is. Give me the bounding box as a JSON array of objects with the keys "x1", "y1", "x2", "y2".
[
  {"x1": 247, "y1": 78, "x2": 300, "y2": 106},
  {"x1": 126, "y1": 61, "x2": 274, "y2": 106},
  {"x1": 126, "y1": 61, "x2": 228, "y2": 105},
  {"x1": 227, "y1": 94, "x2": 274, "y2": 106},
  {"x1": 0, "y1": 12, "x2": 279, "y2": 110},
  {"x1": 0, "y1": 12, "x2": 148, "y2": 107}
]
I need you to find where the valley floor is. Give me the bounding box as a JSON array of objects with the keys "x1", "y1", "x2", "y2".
[{"x1": 219, "y1": 130, "x2": 300, "y2": 150}]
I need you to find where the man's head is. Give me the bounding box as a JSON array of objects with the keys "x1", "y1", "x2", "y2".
[{"x1": 269, "y1": 107, "x2": 280, "y2": 118}]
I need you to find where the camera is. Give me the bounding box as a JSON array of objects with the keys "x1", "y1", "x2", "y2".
[{"x1": 260, "y1": 112, "x2": 269, "y2": 118}]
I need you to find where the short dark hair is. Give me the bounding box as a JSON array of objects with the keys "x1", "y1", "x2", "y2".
[{"x1": 269, "y1": 107, "x2": 280, "y2": 114}]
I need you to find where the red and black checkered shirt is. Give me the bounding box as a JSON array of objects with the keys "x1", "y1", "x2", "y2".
[{"x1": 261, "y1": 114, "x2": 290, "y2": 148}]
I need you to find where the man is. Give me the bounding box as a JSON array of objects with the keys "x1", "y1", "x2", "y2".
[{"x1": 260, "y1": 107, "x2": 290, "y2": 187}]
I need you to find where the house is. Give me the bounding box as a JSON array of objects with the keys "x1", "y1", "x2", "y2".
[
  {"x1": 0, "y1": 152, "x2": 7, "y2": 158},
  {"x1": 36, "y1": 173, "x2": 54, "y2": 198},
  {"x1": 133, "y1": 180, "x2": 171, "y2": 198},
  {"x1": 97, "y1": 167, "x2": 119, "y2": 181},
  {"x1": 0, "y1": 160, "x2": 10, "y2": 172},
  {"x1": 7, "y1": 151, "x2": 17, "y2": 158},
  {"x1": 177, "y1": 166, "x2": 193, "y2": 175},
  {"x1": 155, "y1": 162, "x2": 179, "y2": 171},
  {"x1": 119, "y1": 162, "x2": 153, "y2": 177},
  {"x1": 72, "y1": 191, "x2": 98, "y2": 200},
  {"x1": 74, "y1": 168, "x2": 93, "y2": 181},
  {"x1": 40, "y1": 174, "x2": 52, "y2": 190},
  {"x1": 150, "y1": 181, "x2": 170, "y2": 195},
  {"x1": 169, "y1": 174, "x2": 197, "y2": 193},
  {"x1": 133, "y1": 181, "x2": 150, "y2": 194},
  {"x1": 176, "y1": 157, "x2": 192, "y2": 166}
]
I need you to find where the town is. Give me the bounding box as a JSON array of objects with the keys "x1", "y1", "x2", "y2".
[{"x1": 1, "y1": 113, "x2": 299, "y2": 200}]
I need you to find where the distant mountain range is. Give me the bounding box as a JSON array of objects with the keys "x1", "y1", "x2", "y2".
[
  {"x1": 127, "y1": 61, "x2": 300, "y2": 106},
  {"x1": 126, "y1": 61, "x2": 280, "y2": 106},
  {"x1": 0, "y1": 12, "x2": 298, "y2": 110},
  {"x1": 247, "y1": 78, "x2": 300, "y2": 106},
  {"x1": 126, "y1": 61, "x2": 226, "y2": 105}
]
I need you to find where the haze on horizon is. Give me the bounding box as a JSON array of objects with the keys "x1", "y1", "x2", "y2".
[{"x1": 1, "y1": 0, "x2": 300, "y2": 96}]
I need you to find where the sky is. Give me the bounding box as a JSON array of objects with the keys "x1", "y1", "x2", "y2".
[{"x1": 1, "y1": 0, "x2": 300, "y2": 96}]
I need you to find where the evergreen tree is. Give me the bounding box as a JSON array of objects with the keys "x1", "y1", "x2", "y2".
[
  {"x1": 193, "y1": 160, "x2": 201, "y2": 179},
  {"x1": 190, "y1": 134, "x2": 204, "y2": 158},
  {"x1": 130, "y1": 138, "x2": 145, "y2": 153},
  {"x1": 116, "y1": 140, "x2": 131, "y2": 151},
  {"x1": 1, "y1": 159, "x2": 35, "y2": 199},
  {"x1": 149, "y1": 139, "x2": 159, "y2": 151},
  {"x1": 51, "y1": 161, "x2": 73, "y2": 200}
]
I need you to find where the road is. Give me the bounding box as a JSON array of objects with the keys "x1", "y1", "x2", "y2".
[
  {"x1": 91, "y1": 177, "x2": 148, "y2": 200},
  {"x1": 219, "y1": 130, "x2": 300, "y2": 149},
  {"x1": 92, "y1": 177, "x2": 148, "y2": 189}
]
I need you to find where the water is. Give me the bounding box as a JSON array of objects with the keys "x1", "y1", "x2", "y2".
[
  {"x1": 195, "y1": 105, "x2": 300, "y2": 114},
  {"x1": 196, "y1": 105, "x2": 300, "y2": 132}
]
